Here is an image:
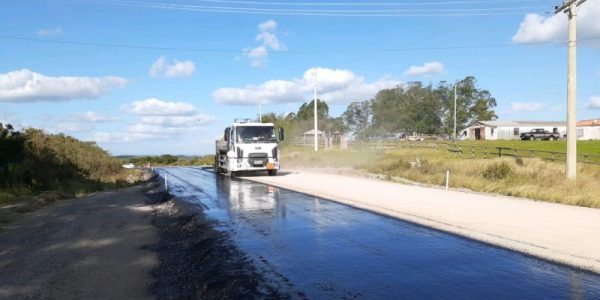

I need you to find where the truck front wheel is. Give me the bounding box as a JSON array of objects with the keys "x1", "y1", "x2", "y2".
[{"x1": 268, "y1": 170, "x2": 278, "y2": 176}]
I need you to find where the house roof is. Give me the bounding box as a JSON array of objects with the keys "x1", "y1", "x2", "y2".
[
  {"x1": 475, "y1": 120, "x2": 566, "y2": 128},
  {"x1": 577, "y1": 119, "x2": 600, "y2": 127},
  {"x1": 303, "y1": 129, "x2": 324, "y2": 135}
]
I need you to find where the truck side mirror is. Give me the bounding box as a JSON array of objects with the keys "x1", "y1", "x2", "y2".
[
  {"x1": 224, "y1": 128, "x2": 230, "y2": 142},
  {"x1": 278, "y1": 128, "x2": 285, "y2": 141}
]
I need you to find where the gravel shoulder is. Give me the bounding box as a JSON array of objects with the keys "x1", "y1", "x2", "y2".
[
  {"x1": 242, "y1": 169, "x2": 600, "y2": 274},
  {"x1": 0, "y1": 186, "x2": 158, "y2": 299},
  {"x1": 0, "y1": 177, "x2": 289, "y2": 299}
]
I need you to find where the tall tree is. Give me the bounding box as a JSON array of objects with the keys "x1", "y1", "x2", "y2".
[
  {"x1": 296, "y1": 99, "x2": 329, "y2": 122},
  {"x1": 437, "y1": 76, "x2": 497, "y2": 134},
  {"x1": 342, "y1": 100, "x2": 372, "y2": 137}
]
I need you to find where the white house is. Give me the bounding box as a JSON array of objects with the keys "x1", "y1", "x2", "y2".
[
  {"x1": 461, "y1": 121, "x2": 566, "y2": 140},
  {"x1": 576, "y1": 119, "x2": 600, "y2": 140}
]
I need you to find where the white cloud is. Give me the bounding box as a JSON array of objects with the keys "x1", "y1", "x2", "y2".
[
  {"x1": 37, "y1": 26, "x2": 63, "y2": 37},
  {"x1": 68, "y1": 111, "x2": 117, "y2": 123},
  {"x1": 123, "y1": 98, "x2": 198, "y2": 116},
  {"x1": 511, "y1": 102, "x2": 546, "y2": 112},
  {"x1": 93, "y1": 122, "x2": 209, "y2": 143},
  {"x1": 550, "y1": 105, "x2": 562, "y2": 112},
  {"x1": 403, "y1": 61, "x2": 445, "y2": 77},
  {"x1": 99, "y1": 98, "x2": 216, "y2": 143},
  {"x1": 140, "y1": 114, "x2": 216, "y2": 127},
  {"x1": 256, "y1": 31, "x2": 283, "y2": 51},
  {"x1": 47, "y1": 123, "x2": 93, "y2": 134},
  {"x1": 93, "y1": 132, "x2": 155, "y2": 143},
  {"x1": 212, "y1": 67, "x2": 401, "y2": 105},
  {"x1": 587, "y1": 96, "x2": 600, "y2": 109},
  {"x1": 0, "y1": 69, "x2": 127, "y2": 103},
  {"x1": 258, "y1": 19, "x2": 277, "y2": 32},
  {"x1": 512, "y1": 1, "x2": 600, "y2": 45},
  {"x1": 243, "y1": 20, "x2": 286, "y2": 67},
  {"x1": 149, "y1": 56, "x2": 196, "y2": 77}
]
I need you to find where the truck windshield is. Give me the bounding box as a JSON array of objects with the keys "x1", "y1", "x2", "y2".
[{"x1": 236, "y1": 126, "x2": 276, "y2": 143}]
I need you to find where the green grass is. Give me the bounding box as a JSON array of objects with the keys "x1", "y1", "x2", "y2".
[{"x1": 454, "y1": 140, "x2": 600, "y2": 155}]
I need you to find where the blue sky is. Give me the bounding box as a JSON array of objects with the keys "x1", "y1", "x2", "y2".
[{"x1": 1, "y1": 0, "x2": 599, "y2": 155}]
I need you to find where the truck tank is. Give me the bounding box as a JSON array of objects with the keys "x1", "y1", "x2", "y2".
[{"x1": 216, "y1": 139, "x2": 229, "y2": 154}]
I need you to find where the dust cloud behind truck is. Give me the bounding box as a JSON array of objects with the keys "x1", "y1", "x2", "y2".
[{"x1": 215, "y1": 119, "x2": 284, "y2": 176}]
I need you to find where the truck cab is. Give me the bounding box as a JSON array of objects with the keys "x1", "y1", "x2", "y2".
[{"x1": 216, "y1": 119, "x2": 284, "y2": 176}]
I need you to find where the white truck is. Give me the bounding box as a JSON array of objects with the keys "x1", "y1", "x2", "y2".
[{"x1": 215, "y1": 119, "x2": 284, "y2": 176}]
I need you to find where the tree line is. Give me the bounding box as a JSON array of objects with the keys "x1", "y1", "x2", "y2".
[{"x1": 262, "y1": 76, "x2": 497, "y2": 140}]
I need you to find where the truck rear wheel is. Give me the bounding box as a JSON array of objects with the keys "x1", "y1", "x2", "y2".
[{"x1": 268, "y1": 170, "x2": 277, "y2": 176}]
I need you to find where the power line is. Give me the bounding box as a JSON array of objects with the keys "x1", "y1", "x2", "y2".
[
  {"x1": 1, "y1": 34, "x2": 598, "y2": 54},
  {"x1": 150, "y1": 0, "x2": 549, "y2": 7},
  {"x1": 79, "y1": 0, "x2": 549, "y2": 16}
]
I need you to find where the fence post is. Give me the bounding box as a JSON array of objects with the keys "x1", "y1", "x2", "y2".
[
  {"x1": 472, "y1": 146, "x2": 475, "y2": 159},
  {"x1": 499, "y1": 147, "x2": 502, "y2": 158},
  {"x1": 445, "y1": 170, "x2": 450, "y2": 190}
]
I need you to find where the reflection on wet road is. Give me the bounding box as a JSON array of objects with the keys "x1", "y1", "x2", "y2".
[{"x1": 160, "y1": 167, "x2": 600, "y2": 299}]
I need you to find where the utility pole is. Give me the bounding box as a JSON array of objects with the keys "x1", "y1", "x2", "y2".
[
  {"x1": 259, "y1": 102, "x2": 262, "y2": 123},
  {"x1": 313, "y1": 69, "x2": 318, "y2": 152},
  {"x1": 555, "y1": 0, "x2": 587, "y2": 179},
  {"x1": 453, "y1": 83, "x2": 458, "y2": 142}
]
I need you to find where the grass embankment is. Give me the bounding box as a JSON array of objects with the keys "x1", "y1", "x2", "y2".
[
  {"x1": 0, "y1": 128, "x2": 149, "y2": 222},
  {"x1": 282, "y1": 146, "x2": 600, "y2": 208}
]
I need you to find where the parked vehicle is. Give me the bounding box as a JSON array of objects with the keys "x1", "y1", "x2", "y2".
[
  {"x1": 405, "y1": 133, "x2": 424, "y2": 142},
  {"x1": 519, "y1": 128, "x2": 560, "y2": 141},
  {"x1": 215, "y1": 119, "x2": 284, "y2": 176}
]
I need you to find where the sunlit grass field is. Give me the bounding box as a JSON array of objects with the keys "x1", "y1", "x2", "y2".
[
  {"x1": 454, "y1": 140, "x2": 600, "y2": 155},
  {"x1": 282, "y1": 145, "x2": 600, "y2": 208}
]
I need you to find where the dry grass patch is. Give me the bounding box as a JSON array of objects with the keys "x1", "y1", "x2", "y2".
[{"x1": 283, "y1": 147, "x2": 600, "y2": 208}]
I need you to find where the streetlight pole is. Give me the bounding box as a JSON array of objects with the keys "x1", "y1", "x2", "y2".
[
  {"x1": 258, "y1": 102, "x2": 262, "y2": 123},
  {"x1": 313, "y1": 69, "x2": 318, "y2": 152},
  {"x1": 453, "y1": 83, "x2": 458, "y2": 142},
  {"x1": 555, "y1": 0, "x2": 587, "y2": 179}
]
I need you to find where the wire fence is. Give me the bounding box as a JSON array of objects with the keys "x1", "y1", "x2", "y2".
[{"x1": 346, "y1": 140, "x2": 600, "y2": 165}]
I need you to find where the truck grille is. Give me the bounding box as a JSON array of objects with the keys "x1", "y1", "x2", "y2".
[{"x1": 248, "y1": 153, "x2": 268, "y2": 166}]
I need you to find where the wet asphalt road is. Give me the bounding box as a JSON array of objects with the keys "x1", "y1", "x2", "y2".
[{"x1": 159, "y1": 167, "x2": 600, "y2": 299}]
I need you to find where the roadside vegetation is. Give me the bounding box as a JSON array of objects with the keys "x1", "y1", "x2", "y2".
[
  {"x1": 283, "y1": 146, "x2": 600, "y2": 208},
  {"x1": 0, "y1": 124, "x2": 147, "y2": 213}
]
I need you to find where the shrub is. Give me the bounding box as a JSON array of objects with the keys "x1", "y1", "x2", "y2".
[{"x1": 482, "y1": 162, "x2": 512, "y2": 180}]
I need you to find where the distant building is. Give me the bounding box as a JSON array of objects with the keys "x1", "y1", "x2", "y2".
[
  {"x1": 461, "y1": 121, "x2": 566, "y2": 140},
  {"x1": 303, "y1": 129, "x2": 324, "y2": 138},
  {"x1": 576, "y1": 118, "x2": 600, "y2": 140}
]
